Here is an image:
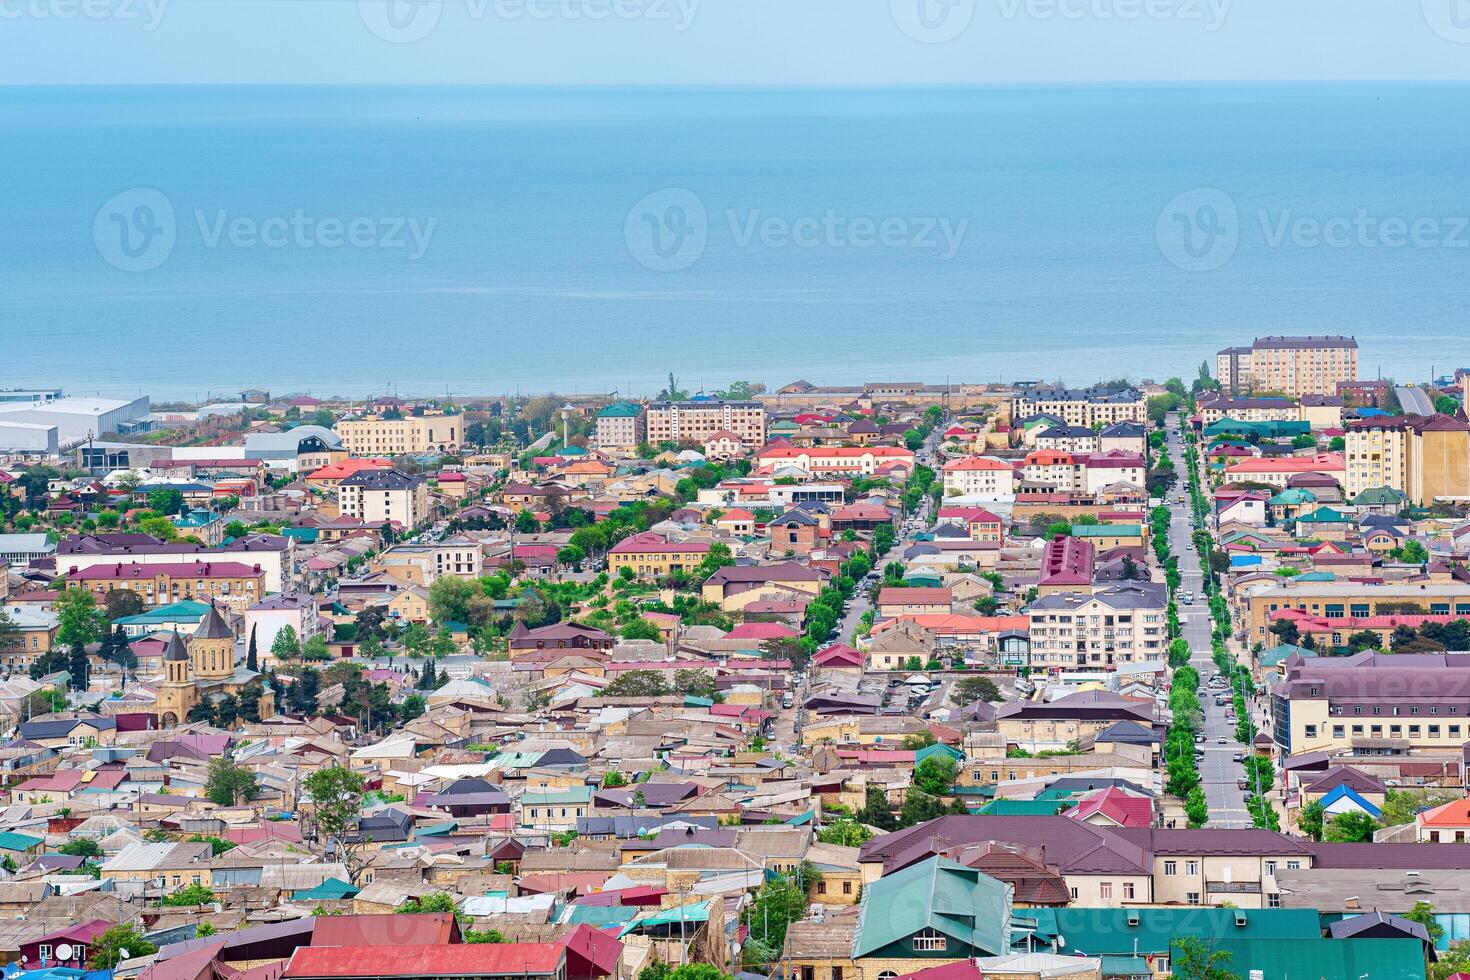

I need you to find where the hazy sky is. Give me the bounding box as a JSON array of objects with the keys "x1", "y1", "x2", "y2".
[{"x1": 7, "y1": 0, "x2": 1470, "y2": 85}]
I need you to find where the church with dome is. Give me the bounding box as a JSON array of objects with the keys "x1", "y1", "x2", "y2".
[{"x1": 154, "y1": 603, "x2": 273, "y2": 726}]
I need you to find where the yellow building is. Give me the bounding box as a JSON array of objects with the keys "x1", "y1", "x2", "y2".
[
  {"x1": 1216, "y1": 336, "x2": 1358, "y2": 397},
  {"x1": 154, "y1": 605, "x2": 274, "y2": 727},
  {"x1": 607, "y1": 532, "x2": 712, "y2": 579},
  {"x1": 1241, "y1": 580, "x2": 1470, "y2": 644},
  {"x1": 336, "y1": 412, "x2": 463, "y2": 456}
]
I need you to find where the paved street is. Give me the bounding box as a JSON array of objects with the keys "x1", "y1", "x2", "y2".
[{"x1": 1165, "y1": 415, "x2": 1253, "y2": 828}]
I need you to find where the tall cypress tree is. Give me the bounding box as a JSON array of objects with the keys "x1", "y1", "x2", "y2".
[{"x1": 246, "y1": 626, "x2": 258, "y2": 673}]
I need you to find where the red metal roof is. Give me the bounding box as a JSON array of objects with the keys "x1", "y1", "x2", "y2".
[{"x1": 285, "y1": 944, "x2": 564, "y2": 979}]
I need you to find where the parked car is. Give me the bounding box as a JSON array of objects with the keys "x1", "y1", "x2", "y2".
[{"x1": 1217, "y1": 736, "x2": 1228, "y2": 744}]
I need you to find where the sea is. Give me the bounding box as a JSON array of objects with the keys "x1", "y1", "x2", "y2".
[{"x1": 3, "y1": 83, "x2": 1469, "y2": 402}]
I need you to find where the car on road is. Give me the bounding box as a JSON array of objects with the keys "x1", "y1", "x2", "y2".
[
  {"x1": 1194, "y1": 733, "x2": 1205, "y2": 743},
  {"x1": 1237, "y1": 779, "x2": 1251, "y2": 790},
  {"x1": 1231, "y1": 753, "x2": 1244, "y2": 762},
  {"x1": 1217, "y1": 736, "x2": 1227, "y2": 744}
]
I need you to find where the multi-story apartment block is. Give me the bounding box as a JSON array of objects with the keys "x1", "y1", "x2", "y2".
[
  {"x1": 0, "y1": 603, "x2": 58, "y2": 671},
  {"x1": 1026, "y1": 582, "x2": 1168, "y2": 669},
  {"x1": 755, "y1": 445, "x2": 914, "y2": 477},
  {"x1": 1343, "y1": 414, "x2": 1470, "y2": 504},
  {"x1": 1195, "y1": 396, "x2": 1303, "y2": 427},
  {"x1": 1010, "y1": 385, "x2": 1147, "y2": 429},
  {"x1": 335, "y1": 412, "x2": 463, "y2": 455},
  {"x1": 942, "y1": 456, "x2": 1016, "y2": 497},
  {"x1": 1241, "y1": 580, "x2": 1470, "y2": 644},
  {"x1": 71, "y1": 562, "x2": 267, "y2": 610},
  {"x1": 594, "y1": 402, "x2": 644, "y2": 450},
  {"x1": 607, "y1": 531, "x2": 711, "y2": 578},
  {"x1": 1271, "y1": 651, "x2": 1470, "y2": 755},
  {"x1": 1215, "y1": 336, "x2": 1358, "y2": 397},
  {"x1": 645, "y1": 399, "x2": 765, "y2": 447},
  {"x1": 337, "y1": 470, "x2": 430, "y2": 527}
]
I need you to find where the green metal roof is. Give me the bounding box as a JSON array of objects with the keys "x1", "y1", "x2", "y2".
[
  {"x1": 915, "y1": 743, "x2": 964, "y2": 765},
  {"x1": 523, "y1": 786, "x2": 594, "y2": 806},
  {"x1": 978, "y1": 799, "x2": 1068, "y2": 816},
  {"x1": 597, "y1": 402, "x2": 641, "y2": 418},
  {"x1": 1257, "y1": 643, "x2": 1316, "y2": 667},
  {"x1": 293, "y1": 877, "x2": 360, "y2": 900},
  {"x1": 0, "y1": 831, "x2": 43, "y2": 852},
  {"x1": 1029, "y1": 908, "x2": 1321, "y2": 956},
  {"x1": 853, "y1": 855, "x2": 1011, "y2": 958},
  {"x1": 1296, "y1": 507, "x2": 1350, "y2": 523},
  {"x1": 563, "y1": 904, "x2": 639, "y2": 926},
  {"x1": 495, "y1": 750, "x2": 546, "y2": 768},
  {"x1": 1202, "y1": 938, "x2": 1424, "y2": 980},
  {"x1": 115, "y1": 600, "x2": 212, "y2": 626},
  {"x1": 619, "y1": 900, "x2": 711, "y2": 937},
  {"x1": 1072, "y1": 523, "x2": 1142, "y2": 536}
]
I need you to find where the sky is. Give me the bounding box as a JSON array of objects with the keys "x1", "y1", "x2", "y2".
[{"x1": 6, "y1": 0, "x2": 1470, "y2": 86}]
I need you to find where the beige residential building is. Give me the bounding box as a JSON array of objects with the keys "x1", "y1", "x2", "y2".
[
  {"x1": 1026, "y1": 583, "x2": 1169, "y2": 669},
  {"x1": 1344, "y1": 414, "x2": 1470, "y2": 504},
  {"x1": 336, "y1": 412, "x2": 463, "y2": 455},
  {"x1": 942, "y1": 456, "x2": 1016, "y2": 497},
  {"x1": 594, "y1": 402, "x2": 644, "y2": 450},
  {"x1": 337, "y1": 470, "x2": 430, "y2": 527},
  {"x1": 1241, "y1": 580, "x2": 1470, "y2": 643},
  {"x1": 645, "y1": 399, "x2": 765, "y2": 447},
  {"x1": 1216, "y1": 336, "x2": 1358, "y2": 397},
  {"x1": 1011, "y1": 386, "x2": 1146, "y2": 429}
]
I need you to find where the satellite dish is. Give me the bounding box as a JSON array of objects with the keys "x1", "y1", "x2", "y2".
[{"x1": 55, "y1": 944, "x2": 74, "y2": 961}]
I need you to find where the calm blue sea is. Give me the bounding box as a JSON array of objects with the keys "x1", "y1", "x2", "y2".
[{"x1": 3, "y1": 84, "x2": 1468, "y2": 400}]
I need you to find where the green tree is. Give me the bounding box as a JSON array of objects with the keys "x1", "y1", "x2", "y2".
[
  {"x1": 102, "y1": 588, "x2": 144, "y2": 620},
  {"x1": 302, "y1": 635, "x2": 331, "y2": 661},
  {"x1": 397, "y1": 892, "x2": 459, "y2": 915},
  {"x1": 271, "y1": 624, "x2": 301, "y2": 663},
  {"x1": 741, "y1": 865, "x2": 812, "y2": 964},
  {"x1": 56, "y1": 588, "x2": 102, "y2": 691},
  {"x1": 1299, "y1": 800, "x2": 1325, "y2": 841},
  {"x1": 912, "y1": 755, "x2": 959, "y2": 796},
  {"x1": 601, "y1": 669, "x2": 670, "y2": 698},
  {"x1": 205, "y1": 756, "x2": 258, "y2": 807},
  {"x1": 815, "y1": 818, "x2": 873, "y2": 847},
  {"x1": 303, "y1": 765, "x2": 367, "y2": 876},
  {"x1": 1323, "y1": 810, "x2": 1378, "y2": 842},
  {"x1": 428, "y1": 576, "x2": 477, "y2": 625},
  {"x1": 855, "y1": 784, "x2": 896, "y2": 832},
  {"x1": 1172, "y1": 938, "x2": 1238, "y2": 980},
  {"x1": 1185, "y1": 786, "x2": 1209, "y2": 828},
  {"x1": 1399, "y1": 540, "x2": 1430, "y2": 565},
  {"x1": 400, "y1": 693, "x2": 427, "y2": 721},
  {"x1": 1405, "y1": 900, "x2": 1445, "y2": 944},
  {"x1": 196, "y1": 922, "x2": 217, "y2": 938},
  {"x1": 162, "y1": 882, "x2": 218, "y2": 906},
  {"x1": 147, "y1": 487, "x2": 186, "y2": 516},
  {"x1": 246, "y1": 625, "x2": 259, "y2": 672},
  {"x1": 620, "y1": 618, "x2": 664, "y2": 641},
  {"x1": 90, "y1": 924, "x2": 156, "y2": 968},
  {"x1": 603, "y1": 770, "x2": 628, "y2": 788},
  {"x1": 951, "y1": 675, "x2": 1000, "y2": 705},
  {"x1": 59, "y1": 838, "x2": 102, "y2": 859},
  {"x1": 1431, "y1": 942, "x2": 1470, "y2": 980}
]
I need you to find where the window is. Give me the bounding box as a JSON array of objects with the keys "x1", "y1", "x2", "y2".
[
  {"x1": 1186, "y1": 860, "x2": 1199, "y2": 875},
  {"x1": 40, "y1": 946, "x2": 52, "y2": 962},
  {"x1": 842, "y1": 881, "x2": 852, "y2": 895},
  {"x1": 912, "y1": 929, "x2": 947, "y2": 952},
  {"x1": 1286, "y1": 860, "x2": 1301, "y2": 870},
  {"x1": 1100, "y1": 882, "x2": 1113, "y2": 899},
  {"x1": 1267, "y1": 893, "x2": 1282, "y2": 909},
  {"x1": 1123, "y1": 882, "x2": 1136, "y2": 900},
  {"x1": 1070, "y1": 887, "x2": 1079, "y2": 900},
  {"x1": 1187, "y1": 892, "x2": 1201, "y2": 905},
  {"x1": 817, "y1": 881, "x2": 827, "y2": 895}
]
